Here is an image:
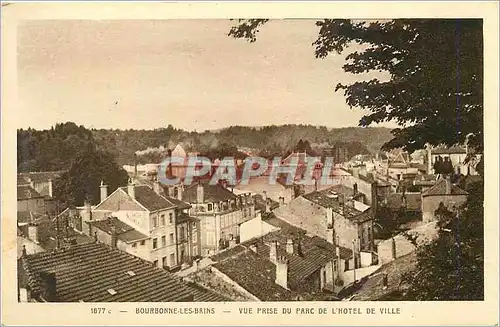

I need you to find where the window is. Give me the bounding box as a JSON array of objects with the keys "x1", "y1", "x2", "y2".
[
  {"x1": 152, "y1": 216, "x2": 158, "y2": 228},
  {"x1": 180, "y1": 249, "x2": 185, "y2": 263},
  {"x1": 162, "y1": 256, "x2": 167, "y2": 267},
  {"x1": 160, "y1": 214, "x2": 165, "y2": 226},
  {"x1": 132, "y1": 242, "x2": 137, "y2": 248},
  {"x1": 153, "y1": 238, "x2": 158, "y2": 249},
  {"x1": 153, "y1": 260, "x2": 158, "y2": 267},
  {"x1": 161, "y1": 235, "x2": 166, "y2": 247},
  {"x1": 169, "y1": 233, "x2": 174, "y2": 244},
  {"x1": 140, "y1": 240, "x2": 145, "y2": 246},
  {"x1": 180, "y1": 227, "x2": 185, "y2": 241},
  {"x1": 208, "y1": 203, "x2": 213, "y2": 211},
  {"x1": 169, "y1": 253, "x2": 175, "y2": 266},
  {"x1": 169, "y1": 213, "x2": 173, "y2": 224}
]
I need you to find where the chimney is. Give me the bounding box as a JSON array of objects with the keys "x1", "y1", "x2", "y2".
[
  {"x1": 153, "y1": 178, "x2": 161, "y2": 195},
  {"x1": 28, "y1": 223, "x2": 39, "y2": 244},
  {"x1": 335, "y1": 244, "x2": 340, "y2": 258},
  {"x1": 353, "y1": 183, "x2": 358, "y2": 196},
  {"x1": 262, "y1": 191, "x2": 267, "y2": 202},
  {"x1": 265, "y1": 199, "x2": 271, "y2": 213},
  {"x1": 127, "y1": 178, "x2": 135, "y2": 199},
  {"x1": 382, "y1": 273, "x2": 388, "y2": 289},
  {"x1": 48, "y1": 178, "x2": 53, "y2": 198},
  {"x1": 391, "y1": 237, "x2": 397, "y2": 260},
  {"x1": 445, "y1": 175, "x2": 451, "y2": 195},
  {"x1": 100, "y1": 180, "x2": 108, "y2": 202},
  {"x1": 177, "y1": 185, "x2": 183, "y2": 201},
  {"x1": 269, "y1": 240, "x2": 278, "y2": 263},
  {"x1": 297, "y1": 237, "x2": 303, "y2": 257},
  {"x1": 314, "y1": 177, "x2": 318, "y2": 191},
  {"x1": 286, "y1": 239, "x2": 294, "y2": 254},
  {"x1": 39, "y1": 271, "x2": 57, "y2": 302},
  {"x1": 22, "y1": 245, "x2": 27, "y2": 257},
  {"x1": 279, "y1": 196, "x2": 285, "y2": 206},
  {"x1": 249, "y1": 243, "x2": 258, "y2": 253},
  {"x1": 110, "y1": 224, "x2": 118, "y2": 249},
  {"x1": 167, "y1": 149, "x2": 173, "y2": 177},
  {"x1": 426, "y1": 144, "x2": 433, "y2": 174},
  {"x1": 352, "y1": 166, "x2": 359, "y2": 179},
  {"x1": 134, "y1": 153, "x2": 138, "y2": 177},
  {"x1": 196, "y1": 182, "x2": 204, "y2": 203},
  {"x1": 94, "y1": 231, "x2": 98, "y2": 243},
  {"x1": 275, "y1": 256, "x2": 289, "y2": 289},
  {"x1": 168, "y1": 186, "x2": 175, "y2": 197}
]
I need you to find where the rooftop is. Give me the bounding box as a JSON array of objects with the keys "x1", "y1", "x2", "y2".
[
  {"x1": 210, "y1": 216, "x2": 351, "y2": 301},
  {"x1": 182, "y1": 182, "x2": 237, "y2": 203},
  {"x1": 19, "y1": 242, "x2": 200, "y2": 302},
  {"x1": 302, "y1": 191, "x2": 371, "y2": 223},
  {"x1": 422, "y1": 178, "x2": 468, "y2": 197},
  {"x1": 431, "y1": 146, "x2": 467, "y2": 155},
  {"x1": 121, "y1": 185, "x2": 176, "y2": 211},
  {"x1": 18, "y1": 171, "x2": 66, "y2": 184},
  {"x1": 386, "y1": 193, "x2": 422, "y2": 212},
  {"x1": 17, "y1": 185, "x2": 43, "y2": 200},
  {"x1": 346, "y1": 252, "x2": 417, "y2": 301},
  {"x1": 89, "y1": 217, "x2": 148, "y2": 243}
]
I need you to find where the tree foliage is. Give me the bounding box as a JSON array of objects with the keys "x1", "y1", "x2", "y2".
[
  {"x1": 17, "y1": 122, "x2": 129, "y2": 207},
  {"x1": 229, "y1": 19, "x2": 483, "y2": 153},
  {"x1": 53, "y1": 146, "x2": 129, "y2": 207},
  {"x1": 401, "y1": 179, "x2": 484, "y2": 300}
]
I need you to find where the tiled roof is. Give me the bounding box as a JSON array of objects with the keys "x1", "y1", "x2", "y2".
[
  {"x1": 121, "y1": 185, "x2": 176, "y2": 211},
  {"x1": 386, "y1": 193, "x2": 422, "y2": 212},
  {"x1": 19, "y1": 242, "x2": 195, "y2": 302},
  {"x1": 184, "y1": 282, "x2": 230, "y2": 302},
  {"x1": 422, "y1": 179, "x2": 468, "y2": 197},
  {"x1": 18, "y1": 171, "x2": 66, "y2": 184},
  {"x1": 17, "y1": 185, "x2": 43, "y2": 200},
  {"x1": 347, "y1": 252, "x2": 417, "y2": 301},
  {"x1": 182, "y1": 182, "x2": 236, "y2": 203},
  {"x1": 253, "y1": 194, "x2": 280, "y2": 212},
  {"x1": 431, "y1": 146, "x2": 466, "y2": 155},
  {"x1": 302, "y1": 191, "x2": 371, "y2": 223},
  {"x1": 17, "y1": 211, "x2": 45, "y2": 225},
  {"x1": 211, "y1": 216, "x2": 352, "y2": 301},
  {"x1": 89, "y1": 217, "x2": 148, "y2": 243},
  {"x1": 323, "y1": 185, "x2": 362, "y2": 200},
  {"x1": 163, "y1": 194, "x2": 192, "y2": 210},
  {"x1": 176, "y1": 212, "x2": 198, "y2": 224}
]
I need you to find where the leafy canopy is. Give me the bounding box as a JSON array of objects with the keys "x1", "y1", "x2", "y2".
[{"x1": 229, "y1": 19, "x2": 483, "y2": 153}]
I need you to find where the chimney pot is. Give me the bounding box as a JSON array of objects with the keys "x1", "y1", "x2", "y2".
[
  {"x1": 127, "y1": 178, "x2": 135, "y2": 199},
  {"x1": 197, "y1": 183, "x2": 204, "y2": 203},
  {"x1": 286, "y1": 239, "x2": 294, "y2": 254},
  {"x1": 275, "y1": 256, "x2": 289, "y2": 289},
  {"x1": 48, "y1": 178, "x2": 53, "y2": 198},
  {"x1": 269, "y1": 240, "x2": 278, "y2": 263},
  {"x1": 445, "y1": 175, "x2": 451, "y2": 195},
  {"x1": 100, "y1": 181, "x2": 108, "y2": 202}
]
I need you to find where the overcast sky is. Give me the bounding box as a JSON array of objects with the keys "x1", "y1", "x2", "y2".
[{"x1": 17, "y1": 19, "x2": 394, "y2": 131}]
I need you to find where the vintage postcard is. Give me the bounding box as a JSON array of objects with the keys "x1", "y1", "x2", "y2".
[{"x1": 1, "y1": 1, "x2": 499, "y2": 326}]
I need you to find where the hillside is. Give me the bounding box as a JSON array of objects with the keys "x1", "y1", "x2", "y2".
[{"x1": 91, "y1": 124, "x2": 393, "y2": 166}]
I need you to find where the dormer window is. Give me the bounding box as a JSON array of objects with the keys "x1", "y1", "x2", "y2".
[
  {"x1": 126, "y1": 270, "x2": 136, "y2": 276},
  {"x1": 107, "y1": 289, "x2": 117, "y2": 295}
]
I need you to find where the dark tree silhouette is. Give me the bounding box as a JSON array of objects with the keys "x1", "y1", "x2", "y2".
[{"x1": 229, "y1": 19, "x2": 483, "y2": 153}]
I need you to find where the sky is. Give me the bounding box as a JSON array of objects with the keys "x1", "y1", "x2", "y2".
[{"x1": 17, "y1": 19, "x2": 394, "y2": 131}]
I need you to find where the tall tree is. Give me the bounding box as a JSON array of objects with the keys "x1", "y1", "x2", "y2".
[
  {"x1": 53, "y1": 146, "x2": 129, "y2": 207},
  {"x1": 229, "y1": 19, "x2": 483, "y2": 153},
  {"x1": 401, "y1": 179, "x2": 484, "y2": 300}
]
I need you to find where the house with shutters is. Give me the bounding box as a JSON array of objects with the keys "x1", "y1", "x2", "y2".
[
  {"x1": 82, "y1": 179, "x2": 200, "y2": 270},
  {"x1": 178, "y1": 181, "x2": 256, "y2": 257}
]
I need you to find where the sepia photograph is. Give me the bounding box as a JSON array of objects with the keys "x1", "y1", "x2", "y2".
[{"x1": 2, "y1": 1, "x2": 499, "y2": 326}]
